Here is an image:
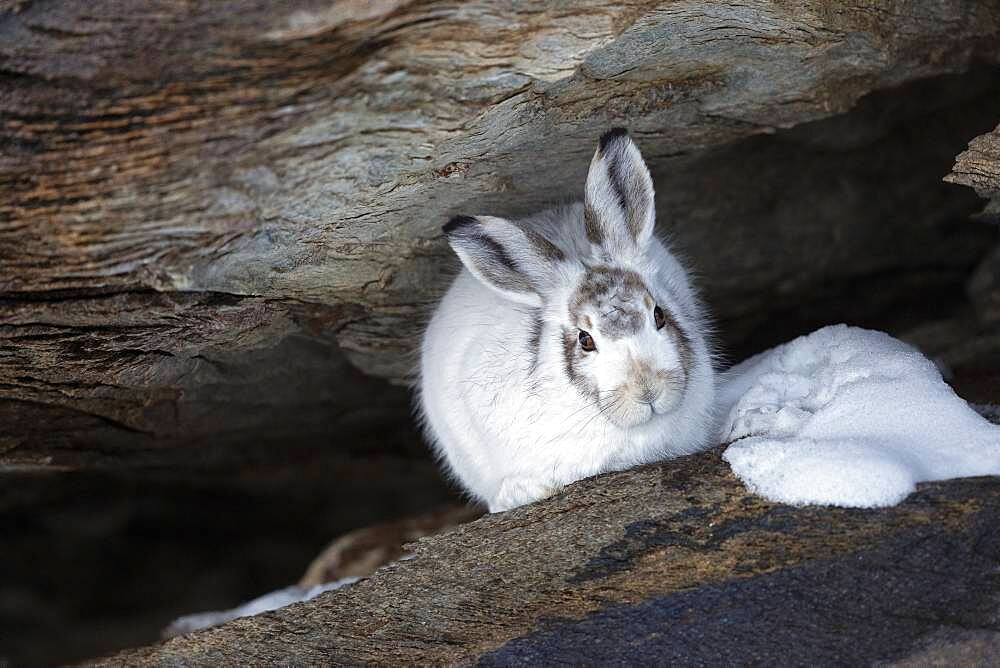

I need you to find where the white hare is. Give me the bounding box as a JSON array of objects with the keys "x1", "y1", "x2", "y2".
[{"x1": 419, "y1": 128, "x2": 716, "y2": 512}]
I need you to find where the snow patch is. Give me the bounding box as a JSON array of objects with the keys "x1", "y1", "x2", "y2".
[
  {"x1": 719, "y1": 325, "x2": 1000, "y2": 507},
  {"x1": 163, "y1": 577, "x2": 359, "y2": 638}
]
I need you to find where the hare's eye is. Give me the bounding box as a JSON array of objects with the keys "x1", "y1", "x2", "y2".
[
  {"x1": 578, "y1": 330, "x2": 596, "y2": 352},
  {"x1": 654, "y1": 305, "x2": 666, "y2": 330}
]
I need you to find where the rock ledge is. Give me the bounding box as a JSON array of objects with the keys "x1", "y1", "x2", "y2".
[{"x1": 95, "y1": 450, "x2": 1000, "y2": 666}]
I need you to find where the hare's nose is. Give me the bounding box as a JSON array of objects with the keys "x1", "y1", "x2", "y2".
[{"x1": 637, "y1": 384, "x2": 661, "y2": 405}]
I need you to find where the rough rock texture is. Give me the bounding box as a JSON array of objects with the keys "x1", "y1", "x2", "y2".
[
  {"x1": 94, "y1": 450, "x2": 1000, "y2": 666},
  {"x1": 0, "y1": 292, "x2": 409, "y2": 469},
  {"x1": 948, "y1": 121, "x2": 1000, "y2": 223},
  {"x1": 948, "y1": 123, "x2": 1000, "y2": 326},
  {"x1": 5, "y1": 1, "x2": 1000, "y2": 664}
]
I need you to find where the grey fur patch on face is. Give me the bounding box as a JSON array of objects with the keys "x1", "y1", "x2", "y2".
[
  {"x1": 527, "y1": 310, "x2": 543, "y2": 375},
  {"x1": 561, "y1": 326, "x2": 598, "y2": 400},
  {"x1": 563, "y1": 261, "x2": 697, "y2": 418},
  {"x1": 658, "y1": 306, "x2": 694, "y2": 375},
  {"x1": 570, "y1": 266, "x2": 649, "y2": 339}
]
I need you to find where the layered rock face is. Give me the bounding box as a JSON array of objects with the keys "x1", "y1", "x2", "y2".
[{"x1": 2, "y1": 1, "x2": 1000, "y2": 664}]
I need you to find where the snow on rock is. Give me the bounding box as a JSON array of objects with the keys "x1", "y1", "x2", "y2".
[
  {"x1": 163, "y1": 577, "x2": 360, "y2": 638},
  {"x1": 718, "y1": 324, "x2": 1000, "y2": 508}
]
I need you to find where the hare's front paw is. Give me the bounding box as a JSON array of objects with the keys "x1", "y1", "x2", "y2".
[{"x1": 490, "y1": 477, "x2": 558, "y2": 513}]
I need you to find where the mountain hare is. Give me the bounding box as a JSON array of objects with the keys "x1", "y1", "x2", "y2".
[{"x1": 419, "y1": 129, "x2": 715, "y2": 512}]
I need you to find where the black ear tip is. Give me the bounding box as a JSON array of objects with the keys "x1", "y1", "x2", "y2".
[
  {"x1": 599, "y1": 127, "x2": 630, "y2": 152},
  {"x1": 443, "y1": 215, "x2": 477, "y2": 235}
]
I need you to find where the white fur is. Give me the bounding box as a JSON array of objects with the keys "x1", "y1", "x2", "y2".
[{"x1": 419, "y1": 133, "x2": 716, "y2": 512}]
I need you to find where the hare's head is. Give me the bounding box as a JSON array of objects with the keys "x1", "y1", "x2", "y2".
[{"x1": 444, "y1": 129, "x2": 693, "y2": 428}]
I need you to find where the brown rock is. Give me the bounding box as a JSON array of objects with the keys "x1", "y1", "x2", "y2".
[
  {"x1": 946, "y1": 122, "x2": 1000, "y2": 222},
  {"x1": 947, "y1": 123, "x2": 1000, "y2": 328}
]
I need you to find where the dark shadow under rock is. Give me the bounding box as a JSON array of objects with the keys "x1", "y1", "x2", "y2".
[{"x1": 0, "y1": 460, "x2": 459, "y2": 667}]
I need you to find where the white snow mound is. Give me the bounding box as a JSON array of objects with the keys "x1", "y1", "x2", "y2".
[{"x1": 719, "y1": 324, "x2": 1000, "y2": 507}]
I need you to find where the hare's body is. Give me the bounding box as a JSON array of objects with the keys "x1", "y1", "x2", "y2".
[{"x1": 419, "y1": 131, "x2": 715, "y2": 512}]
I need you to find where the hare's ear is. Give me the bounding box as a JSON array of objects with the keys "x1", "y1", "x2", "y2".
[
  {"x1": 584, "y1": 128, "x2": 655, "y2": 260},
  {"x1": 443, "y1": 215, "x2": 563, "y2": 307}
]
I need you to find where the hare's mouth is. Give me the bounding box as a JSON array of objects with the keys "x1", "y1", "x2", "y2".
[
  {"x1": 601, "y1": 394, "x2": 655, "y2": 428},
  {"x1": 601, "y1": 382, "x2": 684, "y2": 427}
]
